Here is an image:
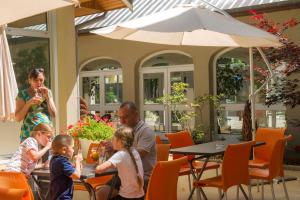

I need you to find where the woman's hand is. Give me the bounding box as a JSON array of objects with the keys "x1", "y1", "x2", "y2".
[
  {"x1": 39, "y1": 86, "x2": 49, "y2": 100},
  {"x1": 27, "y1": 96, "x2": 43, "y2": 106}
]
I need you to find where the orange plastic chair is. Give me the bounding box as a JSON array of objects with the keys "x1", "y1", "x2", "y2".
[
  {"x1": 249, "y1": 135, "x2": 292, "y2": 200},
  {"x1": 165, "y1": 131, "x2": 220, "y2": 191},
  {"x1": 0, "y1": 171, "x2": 34, "y2": 200},
  {"x1": 194, "y1": 141, "x2": 255, "y2": 200},
  {"x1": 146, "y1": 156, "x2": 188, "y2": 200},
  {"x1": 74, "y1": 143, "x2": 113, "y2": 191},
  {"x1": 249, "y1": 128, "x2": 286, "y2": 168},
  {"x1": 156, "y1": 144, "x2": 171, "y2": 161},
  {"x1": 155, "y1": 135, "x2": 163, "y2": 144},
  {"x1": 0, "y1": 187, "x2": 26, "y2": 200}
]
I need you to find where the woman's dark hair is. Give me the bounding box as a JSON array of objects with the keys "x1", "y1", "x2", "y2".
[{"x1": 28, "y1": 68, "x2": 45, "y2": 80}]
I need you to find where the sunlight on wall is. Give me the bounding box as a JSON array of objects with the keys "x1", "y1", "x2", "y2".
[{"x1": 0, "y1": 122, "x2": 20, "y2": 154}]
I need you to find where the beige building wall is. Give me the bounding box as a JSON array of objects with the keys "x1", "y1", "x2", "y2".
[
  {"x1": 78, "y1": 35, "x2": 220, "y2": 130},
  {"x1": 55, "y1": 6, "x2": 78, "y2": 130}
]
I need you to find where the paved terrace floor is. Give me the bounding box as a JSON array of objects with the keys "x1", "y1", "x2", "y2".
[{"x1": 74, "y1": 168, "x2": 300, "y2": 199}]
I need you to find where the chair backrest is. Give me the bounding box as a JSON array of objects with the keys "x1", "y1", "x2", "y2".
[
  {"x1": 254, "y1": 128, "x2": 286, "y2": 161},
  {"x1": 155, "y1": 135, "x2": 162, "y2": 144},
  {"x1": 0, "y1": 172, "x2": 34, "y2": 200},
  {"x1": 165, "y1": 130, "x2": 194, "y2": 160},
  {"x1": 146, "y1": 157, "x2": 188, "y2": 200},
  {"x1": 86, "y1": 143, "x2": 103, "y2": 164},
  {"x1": 269, "y1": 135, "x2": 292, "y2": 179},
  {"x1": 156, "y1": 144, "x2": 171, "y2": 161},
  {"x1": 222, "y1": 141, "x2": 255, "y2": 191}
]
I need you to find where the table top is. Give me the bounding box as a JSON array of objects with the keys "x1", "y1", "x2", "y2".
[
  {"x1": 32, "y1": 163, "x2": 117, "y2": 179},
  {"x1": 169, "y1": 139, "x2": 264, "y2": 156}
]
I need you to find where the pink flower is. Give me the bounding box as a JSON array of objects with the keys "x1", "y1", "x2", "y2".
[
  {"x1": 249, "y1": 9, "x2": 258, "y2": 15},
  {"x1": 67, "y1": 124, "x2": 74, "y2": 130}
]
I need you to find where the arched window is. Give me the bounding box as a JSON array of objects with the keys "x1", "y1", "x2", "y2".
[
  {"x1": 140, "y1": 51, "x2": 194, "y2": 133},
  {"x1": 80, "y1": 58, "x2": 122, "y2": 117},
  {"x1": 214, "y1": 48, "x2": 286, "y2": 134}
]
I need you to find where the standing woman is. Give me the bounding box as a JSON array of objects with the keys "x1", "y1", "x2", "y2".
[{"x1": 15, "y1": 68, "x2": 57, "y2": 142}]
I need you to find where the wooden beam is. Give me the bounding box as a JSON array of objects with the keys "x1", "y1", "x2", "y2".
[{"x1": 75, "y1": 0, "x2": 132, "y2": 16}]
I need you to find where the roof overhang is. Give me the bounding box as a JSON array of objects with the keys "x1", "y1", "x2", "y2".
[{"x1": 75, "y1": 0, "x2": 133, "y2": 17}]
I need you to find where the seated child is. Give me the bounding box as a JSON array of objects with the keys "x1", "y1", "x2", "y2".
[
  {"x1": 96, "y1": 127, "x2": 144, "y2": 200},
  {"x1": 4, "y1": 123, "x2": 53, "y2": 177},
  {"x1": 49, "y1": 134, "x2": 82, "y2": 200}
]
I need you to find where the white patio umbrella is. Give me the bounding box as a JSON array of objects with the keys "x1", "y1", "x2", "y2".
[
  {"x1": 92, "y1": 6, "x2": 280, "y2": 48},
  {"x1": 0, "y1": 0, "x2": 73, "y2": 26},
  {"x1": 0, "y1": 26, "x2": 18, "y2": 121},
  {"x1": 0, "y1": 0, "x2": 73, "y2": 121},
  {"x1": 92, "y1": 5, "x2": 281, "y2": 138}
]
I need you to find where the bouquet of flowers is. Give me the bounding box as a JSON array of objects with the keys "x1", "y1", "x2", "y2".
[
  {"x1": 67, "y1": 115, "x2": 115, "y2": 162},
  {"x1": 67, "y1": 115, "x2": 114, "y2": 141}
]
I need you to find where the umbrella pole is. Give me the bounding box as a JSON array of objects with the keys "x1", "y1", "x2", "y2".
[{"x1": 249, "y1": 47, "x2": 256, "y2": 140}]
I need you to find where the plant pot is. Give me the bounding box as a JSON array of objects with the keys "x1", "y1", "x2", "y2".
[{"x1": 79, "y1": 138, "x2": 94, "y2": 159}]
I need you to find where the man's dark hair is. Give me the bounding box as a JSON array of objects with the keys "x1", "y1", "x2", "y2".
[{"x1": 120, "y1": 101, "x2": 138, "y2": 113}]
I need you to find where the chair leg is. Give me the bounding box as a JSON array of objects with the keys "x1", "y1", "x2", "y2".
[
  {"x1": 248, "y1": 184, "x2": 253, "y2": 200},
  {"x1": 270, "y1": 181, "x2": 276, "y2": 200},
  {"x1": 224, "y1": 191, "x2": 228, "y2": 200},
  {"x1": 216, "y1": 169, "x2": 222, "y2": 198},
  {"x1": 188, "y1": 174, "x2": 192, "y2": 193},
  {"x1": 261, "y1": 180, "x2": 264, "y2": 200},
  {"x1": 256, "y1": 179, "x2": 260, "y2": 192},
  {"x1": 281, "y1": 177, "x2": 290, "y2": 200},
  {"x1": 236, "y1": 185, "x2": 239, "y2": 200},
  {"x1": 197, "y1": 188, "x2": 202, "y2": 200},
  {"x1": 218, "y1": 188, "x2": 222, "y2": 199}
]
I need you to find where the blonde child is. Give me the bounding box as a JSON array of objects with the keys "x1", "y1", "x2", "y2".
[
  {"x1": 96, "y1": 127, "x2": 144, "y2": 200},
  {"x1": 49, "y1": 134, "x2": 82, "y2": 200},
  {"x1": 4, "y1": 123, "x2": 53, "y2": 177}
]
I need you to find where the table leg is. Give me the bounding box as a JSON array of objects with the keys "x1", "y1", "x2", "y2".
[
  {"x1": 188, "y1": 156, "x2": 210, "y2": 200},
  {"x1": 31, "y1": 175, "x2": 47, "y2": 200},
  {"x1": 239, "y1": 185, "x2": 249, "y2": 200}
]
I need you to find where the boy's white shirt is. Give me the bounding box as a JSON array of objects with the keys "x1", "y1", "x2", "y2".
[{"x1": 108, "y1": 148, "x2": 144, "y2": 198}]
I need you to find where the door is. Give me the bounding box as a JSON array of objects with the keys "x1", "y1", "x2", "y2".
[{"x1": 140, "y1": 64, "x2": 194, "y2": 133}]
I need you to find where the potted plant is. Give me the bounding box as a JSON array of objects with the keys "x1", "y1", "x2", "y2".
[
  {"x1": 158, "y1": 82, "x2": 224, "y2": 144},
  {"x1": 67, "y1": 115, "x2": 115, "y2": 161}
]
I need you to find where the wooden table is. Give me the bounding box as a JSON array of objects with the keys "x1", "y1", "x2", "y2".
[{"x1": 31, "y1": 164, "x2": 117, "y2": 200}]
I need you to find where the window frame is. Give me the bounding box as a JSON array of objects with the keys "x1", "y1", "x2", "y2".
[
  {"x1": 79, "y1": 62, "x2": 123, "y2": 116},
  {"x1": 213, "y1": 47, "x2": 286, "y2": 132}
]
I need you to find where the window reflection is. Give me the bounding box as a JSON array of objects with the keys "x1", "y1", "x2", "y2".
[{"x1": 7, "y1": 36, "x2": 50, "y2": 90}]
